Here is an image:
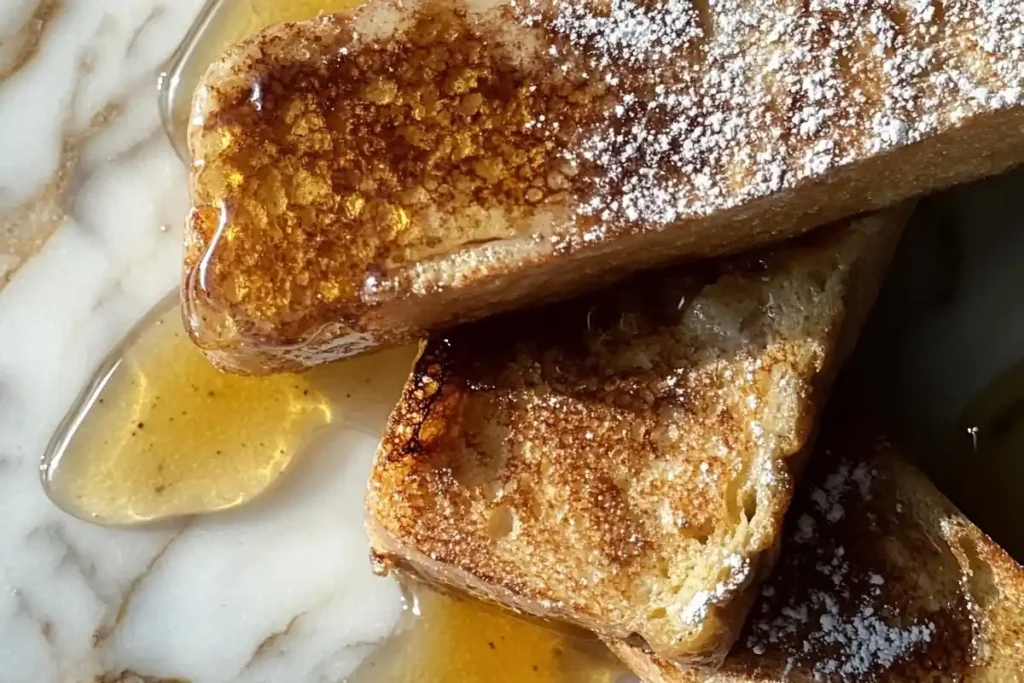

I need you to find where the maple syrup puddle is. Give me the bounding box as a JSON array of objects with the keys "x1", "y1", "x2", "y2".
[
  {"x1": 351, "y1": 580, "x2": 630, "y2": 683},
  {"x1": 50, "y1": 0, "x2": 405, "y2": 527},
  {"x1": 41, "y1": 290, "x2": 415, "y2": 525}
]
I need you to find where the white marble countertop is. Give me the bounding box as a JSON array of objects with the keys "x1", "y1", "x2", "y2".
[
  {"x1": 0, "y1": 2, "x2": 403, "y2": 681},
  {"x1": 2, "y1": 2, "x2": 1023, "y2": 683}
]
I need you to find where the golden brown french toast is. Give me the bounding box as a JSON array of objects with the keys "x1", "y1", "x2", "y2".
[
  {"x1": 608, "y1": 417, "x2": 1024, "y2": 682},
  {"x1": 365, "y1": 207, "x2": 910, "y2": 664},
  {"x1": 184, "y1": 0, "x2": 1024, "y2": 373}
]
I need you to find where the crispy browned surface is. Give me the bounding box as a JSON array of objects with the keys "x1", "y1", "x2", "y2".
[
  {"x1": 365, "y1": 208, "x2": 909, "y2": 663},
  {"x1": 184, "y1": 0, "x2": 1024, "y2": 373},
  {"x1": 609, "y1": 416, "x2": 1024, "y2": 683}
]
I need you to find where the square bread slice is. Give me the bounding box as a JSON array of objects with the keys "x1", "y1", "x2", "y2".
[
  {"x1": 365, "y1": 205, "x2": 912, "y2": 664},
  {"x1": 608, "y1": 413, "x2": 1024, "y2": 682},
  {"x1": 184, "y1": 0, "x2": 1024, "y2": 374}
]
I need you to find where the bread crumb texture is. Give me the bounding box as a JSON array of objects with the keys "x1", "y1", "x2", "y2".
[
  {"x1": 186, "y1": 0, "x2": 1022, "y2": 348},
  {"x1": 368, "y1": 221, "x2": 881, "y2": 657},
  {"x1": 612, "y1": 421, "x2": 1024, "y2": 682}
]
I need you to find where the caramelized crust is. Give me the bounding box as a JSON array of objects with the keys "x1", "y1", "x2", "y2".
[
  {"x1": 185, "y1": 0, "x2": 1024, "y2": 373},
  {"x1": 609, "y1": 415, "x2": 1024, "y2": 682},
  {"x1": 365, "y1": 207, "x2": 910, "y2": 663}
]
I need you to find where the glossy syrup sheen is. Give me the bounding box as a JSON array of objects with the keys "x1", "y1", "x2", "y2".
[
  {"x1": 159, "y1": 0, "x2": 367, "y2": 158},
  {"x1": 44, "y1": 2, "x2": 634, "y2": 679},
  {"x1": 41, "y1": 291, "x2": 327, "y2": 523},
  {"x1": 42, "y1": 290, "x2": 416, "y2": 524},
  {"x1": 41, "y1": 0, "x2": 396, "y2": 525},
  {"x1": 350, "y1": 582, "x2": 629, "y2": 683}
]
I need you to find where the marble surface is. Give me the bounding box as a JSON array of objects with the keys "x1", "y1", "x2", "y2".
[
  {"x1": 0, "y1": 2, "x2": 402, "y2": 682},
  {"x1": 1, "y1": 1, "x2": 1023, "y2": 683}
]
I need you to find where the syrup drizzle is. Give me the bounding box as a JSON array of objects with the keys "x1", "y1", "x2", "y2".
[
  {"x1": 158, "y1": 0, "x2": 365, "y2": 158},
  {"x1": 41, "y1": 0, "x2": 638, "y2": 678},
  {"x1": 44, "y1": 0, "x2": 400, "y2": 525},
  {"x1": 351, "y1": 582, "x2": 630, "y2": 683},
  {"x1": 40, "y1": 290, "x2": 327, "y2": 524},
  {"x1": 40, "y1": 290, "x2": 415, "y2": 525}
]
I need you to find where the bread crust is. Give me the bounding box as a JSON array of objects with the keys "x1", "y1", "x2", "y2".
[
  {"x1": 184, "y1": 0, "x2": 1024, "y2": 373},
  {"x1": 365, "y1": 207, "x2": 910, "y2": 663},
  {"x1": 608, "y1": 416, "x2": 1024, "y2": 682}
]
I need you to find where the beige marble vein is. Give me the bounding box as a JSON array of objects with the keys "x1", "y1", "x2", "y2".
[{"x1": 0, "y1": 0, "x2": 62, "y2": 81}]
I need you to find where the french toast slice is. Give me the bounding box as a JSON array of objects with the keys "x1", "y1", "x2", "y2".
[
  {"x1": 608, "y1": 417, "x2": 1024, "y2": 682},
  {"x1": 184, "y1": 0, "x2": 1024, "y2": 373},
  {"x1": 365, "y1": 206, "x2": 911, "y2": 664}
]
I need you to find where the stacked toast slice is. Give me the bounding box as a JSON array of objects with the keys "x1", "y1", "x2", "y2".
[
  {"x1": 365, "y1": 203, "x2": 1024, "y2": 679},
  {"x1": 184, "y1": 0, "x2": 1024, "y2": 373},
  {"x1": 366, "y1": 207, "x2": 910, "y2": 664},
  {"x1": 609, "y1": 413, "x2": 1024, "y2": 682}
]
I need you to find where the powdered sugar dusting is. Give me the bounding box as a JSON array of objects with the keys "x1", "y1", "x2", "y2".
[
  {"x1": 744, "y1": 458, "x2": 944, "y2": 680},
  {"x1": 677, "y1": 552, "x2": 752, "y2": 626},
  {"x1": 510, "y1": 0, "x2": 1023, "y2": 234},
  {"x1": 522, "y1": 0, "x2": 702, "y2": 69}
]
